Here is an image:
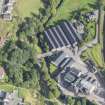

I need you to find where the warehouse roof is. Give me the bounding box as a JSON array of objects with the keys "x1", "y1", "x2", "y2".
[
  {"x1": 44, "y1": 21, "x2": 82, "y2": 50},
  {"x1": 64, "y1": 71, "x2": 76, "y2": 83},
  {"x1": 52, "y1": 52, "x2": 74, "y2": 68}
]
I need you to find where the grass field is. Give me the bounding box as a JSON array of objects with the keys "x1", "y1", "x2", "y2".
[
  {"x1": 49, "y1": 0, "x2": 96, "y2": 24},
  {"x1": 0, "y1": 83, "x2": 16, "y2": 92},
  {"x1": 82, "y1": 44, "x2": 104, "y2": 67},
  {"x1": 0, "y1": 0, "x2": 43, "y2": 37},
  {"x1": 14, "y1": 0, "x2": 43, "y2": 18}
]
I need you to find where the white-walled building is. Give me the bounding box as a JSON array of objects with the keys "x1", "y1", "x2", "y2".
[{"x1": 0, "y1": 0, "x2": 16, "y2": 20}]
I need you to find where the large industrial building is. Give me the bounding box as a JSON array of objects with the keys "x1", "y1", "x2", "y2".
[
  {"x1": 44, "y1": 21, "x2": 82, "y2": 50},
  {"x1": 60, "y1": 66, "x2": 97, "y2": 95},
  {"x1": 52, "y1": 51, "x2": 74, "y2": 69}
]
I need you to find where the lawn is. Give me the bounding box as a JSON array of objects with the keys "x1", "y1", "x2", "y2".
[
  {"x1": 81, "y1": 44, "x2": 104, "y2": 67},
  {"x1": 49, "y1": 0, "x2": 96, "y2": 25},
  {"x1": 14, "y1": 0, "x2": 43, "y2": 18}
]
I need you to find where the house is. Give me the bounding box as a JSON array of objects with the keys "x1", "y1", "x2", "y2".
[
  {"x1": 0, "y1": 90, "x2": 24, "y2": 105},
  {"x1": 0, "y1": 67, "x2": 5, "y2": 80},
  {"x1": 0, "y1": 0, "x2": 16, "y2": 20},
  {"x1": 44, "y1": 21, "x2": 82, "y2": 50}
]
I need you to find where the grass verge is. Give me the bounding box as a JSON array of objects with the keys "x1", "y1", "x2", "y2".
[{"x1": 81, "y1": 44, "x2": 104, "y2": 67}]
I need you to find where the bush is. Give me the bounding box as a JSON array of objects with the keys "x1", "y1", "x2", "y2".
[{"x1": 49, "y1": 64, "x2": 57, "y2": 74}]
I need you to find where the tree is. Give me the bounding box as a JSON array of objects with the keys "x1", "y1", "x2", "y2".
[
  {"x1": 0, "y1": 40, "x2": 39, "y2": 88},
  {"x1": 81, "y1": 98, "x2": 87, "y2": 105},
  {"x1": 40, "y1": 60, "x2": 60, "y2": 98},
  {"x1": 77, "y1": 101, "x2": 81, "y2": 105},
  {"x1": 67, "y1": 97, "x2": 75, "y2": 105},
  {"x1": 49, "y1": 0, "x2": 61, "y2": 16}
]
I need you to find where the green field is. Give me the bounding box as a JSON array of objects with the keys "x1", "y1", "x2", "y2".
[
  {"x1": 81, "y1": 44, "x2": 104, "y2": 67},
  {"x1": 0, "y1": 0, "x2": 43, "y2": 37},
  {"x1": 14, "y1": 0, "x2": 43, "y2": 18},
  {"x1": 49, "y1": 0, "x2": 96, "y2": 24}
]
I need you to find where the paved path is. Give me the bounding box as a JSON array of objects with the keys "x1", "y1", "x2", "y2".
[{"x1": 37, "y1": 46, "x2": 70, "y2": 59}]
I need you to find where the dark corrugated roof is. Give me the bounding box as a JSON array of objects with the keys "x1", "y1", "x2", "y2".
[
  {"x1": 44, "y1": 21, "x2": 82, "y2": 50},
  {"x1": 67, "y1": 67, "x2": 81, "y2": 76},
  {"x1": 52, "y1": 52, "x2": 74, "y2": 69}
]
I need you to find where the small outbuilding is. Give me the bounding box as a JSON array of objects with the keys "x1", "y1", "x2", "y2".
[{"x1": 44, "y1": 21, "x2": 82, "y2": 50}]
